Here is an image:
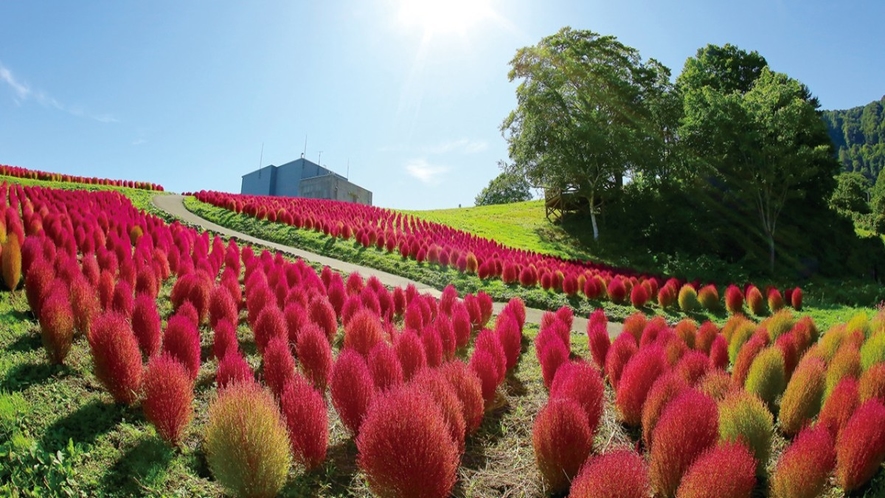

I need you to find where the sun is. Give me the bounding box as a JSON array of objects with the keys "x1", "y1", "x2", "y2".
[{"x1": 397, "y1": 0, "x2": 494, "y2": 37}]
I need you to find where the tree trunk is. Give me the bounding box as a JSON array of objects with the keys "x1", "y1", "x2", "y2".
[
  {"x1": 768, "y1": 233, "x2": 775, "y2": 274},
  {"x1": 590, "y1": 189, "x2": 599, "y2": 240}
]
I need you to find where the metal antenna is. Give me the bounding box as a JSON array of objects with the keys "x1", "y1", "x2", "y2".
[
  {"x1": 318, "y1": 151, "x2": 323, "y2": 166},
  {"x1": 258, "y1": 142, "x2": 264, "y2": 170},
  {"x1": 302, "y1": 135, "x2": 307, "y2": 158}
]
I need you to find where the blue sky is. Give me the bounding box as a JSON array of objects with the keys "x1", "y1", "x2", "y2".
[{"x1": 1, "y1": 1, "x2": 883, "y2": 209}]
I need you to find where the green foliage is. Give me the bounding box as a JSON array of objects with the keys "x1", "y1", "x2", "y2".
[
  {"x1": 860, "y1": 332, "x2": 885, "y2": 371},
  {"x1": 823, "y1": 97, "x2": 885, "y2": 181},
  {"x1": 830, "y1": 172, "x2": 872, "y2": 214},
  {"x1": 718, "y1": 391, "x2": 774, "y2": 476},
  {"x1": 677, "y1": 285, "x2": 700, "y2": 312},
  {"x1": 744, "y1": 347, "x2": 786, "y2": 409},
  {"x1": 475, "y1": 169, "x2": 533, "y2": 207}
]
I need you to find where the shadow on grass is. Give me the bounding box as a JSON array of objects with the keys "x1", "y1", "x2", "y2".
[
  {"x1": 283, "y1": 439, "x2": 360, "y2": 497},
  {"x1": 0, "y1": 360, "x2": 62, "y2": 392},
  {"x1": 101, "y1": 437, "x2": 175, "y2": 496},
  {"x1": 41, "y1": 398, "x2": 128, "y2": 452},
  {"x1": 4, "y1": 331, "x2": 42, "y2": 354}
]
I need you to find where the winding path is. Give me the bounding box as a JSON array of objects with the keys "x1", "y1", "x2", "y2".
[{"x1": 153, "y1": 195, "x2": 622, "y2": 338}]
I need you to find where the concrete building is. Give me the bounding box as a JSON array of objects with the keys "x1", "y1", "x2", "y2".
[{"x1": 241, "y1": 158, "x2": 372, "y2": 205}]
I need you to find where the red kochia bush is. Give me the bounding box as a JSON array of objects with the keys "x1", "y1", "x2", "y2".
[
  {"x1": 550, "y1": 361, "x2": 604, "y2": 436},
  {"x1": 410, "y1": 368, "x2": 468, "y2": 455},
  {"x1": 331, "y1": 349, "x2": 375, "y2": 436},
  {"x1": 38, "y1": 284, "x2": 74, "y2": 366},
  {"x1": 537, "y1": 334, "x2": 569, "y2": 390},
  {"x1": 162, "y1": 315, "x2": 202, "y2": 380},
  {"x1": 607, "y1": 277, "x2": 627, "y2": 304},
  {"x1": 587, "y1": 309, "x2": 610, "y2": 370},
  {"x1": 818, "y1": 377, "x2": 859, "y2": 438},
  {"x1": 605, "y1": 333, "x2": 638, "y2": 389},
  {"x1": 441, "y1": 360, "x2": 484, "y2": 435},
  {"x1": 724, "y1": 285, "x2": 743, "y2": 314},
  {"x1": 296, "y1": 323, "x2": 333, "y2": 392},
  {"x1": 676, "y1": 442, "x2": 756, "y2": 498},
  {"x1": 279, "y1": 375, "x2": 328, "y2": 471},
  {"x1": 215, "y1": 350, "x2": 254, "y2": 389},
  {"x1": 470, "y1": 348, "x2": 502, "y2": 403},
  {"x1": 262, "y1": 336, "x2": 296, "y2": 398},
  {"x1": 1, "y1": 233, "x2": 22, "y2": 291},
  {"x1": 357, "y1": 385, "x2": 459, "y2": 498},
  {"x1": 131, "y1": 293, "x2": 162, "y2": 358},
  {"x1": 88, "y1": 312, "x2": 143, "y2": 405},
  {"x1": 791, "y1": 287, "x2": 803, "y2": 311},
  {"x1": 344, "y1": 308, "x2": 384, "y2": 357},
  {"x1": 835, "y1": 399, "x2": 885, "y2": 491},
  {"x1": 209, "y1": 285, "x2": 238, "y2": 331},
  {"x1": 25, "y1": 257, "x2": 54, "y2": 319},
  {"x1": 253, "y1": 305, "x2": 287, "y2": 356},
  {"x1": 746, "y1": 285, "x2": 766, "y2": 316},
  {"x1": 641, "y1": 373, "x2": 689, "y2": 448},
  {"x1": 616, "y1": 346, "x2": 666, "y2": 427},
  {"x1": 657, "y1": 284, "x2": 677, "y2": 309},
  {"x1": 630, "y1": 283, "x2": 649, "y2": 308},
  {"x1": 395, "y1": 329, "x2": 426, "y2": 381},
  {"x1": 368, "y1": 341, "x2": 404, "y2": 391},
  {"x1": 569, "y1": 449, "x2": 650, "y2": 498},
  {"x1": 495, "y1": 313, "x2": 522, "y2": 372},
  {"x1": 308, "y1": 296, "x2": 338, "y2": 342},
  {"x1": 212, "y1": 318, "x2": 238, "y2": 360},
  {"x1": 69, "y1": 274, "x2": 98, "y2": 337},
  {"x1": 532, "y1": 399, "x2": 594, "y2": 494},
  {"x1": 649, "y1": 389, "x2": 719, "y2": 498},
  {"x1": 142, "y1": 353, "x2": 194, "y2": 445},
  {"x1": 770, "y1": 426, "x2": 835, "y2": 498}
]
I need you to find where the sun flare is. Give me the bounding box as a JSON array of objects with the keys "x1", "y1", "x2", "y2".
[{"x1": 397, "y1": 0, "x2": 494, "y2": 37}]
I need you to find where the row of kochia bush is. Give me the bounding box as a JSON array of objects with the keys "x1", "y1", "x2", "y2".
[
  {"x1": 190, "y1": 190, "x2": 802, "y2": 315},
  {"x1": 532, "y1": 306, "x2": 885, "y2": 497},
  {"x1": 2, "y1": 178, "x2": 883, "y2": 496},
  {"x1": 0, "y1": 165, "x2": 164, "y2": 191}
]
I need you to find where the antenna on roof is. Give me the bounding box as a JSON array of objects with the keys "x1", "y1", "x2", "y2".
[
  {"x1": 318, "y1": 151, "x2": 323, "y2": 165},
  {"x1": 257, "y1": 142, "x2": 264, "y2": 175},
  {"x1": 302, "y1": 135, "x2": 307, "y2": 159}
]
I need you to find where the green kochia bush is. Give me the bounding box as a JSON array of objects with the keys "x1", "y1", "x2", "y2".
[
  {"x1": 779, "y1": 356, "x2": 826, "y2": 436},
  {"x1": 744, "y1": 347, "x2": 786, "y2": 410},
  {"x1": 204, "y1": 381, "x2": 291, "y2": 498},
  {"x1": 718, "y1": 390, "x2": 773, "y2": 476}
]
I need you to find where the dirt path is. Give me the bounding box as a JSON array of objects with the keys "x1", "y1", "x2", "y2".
[{"x1": 153, "y1": 194, "x2": 622, "y2": 338}]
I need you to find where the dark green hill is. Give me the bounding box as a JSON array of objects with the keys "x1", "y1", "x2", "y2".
[{"x1": 823, "y1": 96, "x2": 885, "y2": 180}]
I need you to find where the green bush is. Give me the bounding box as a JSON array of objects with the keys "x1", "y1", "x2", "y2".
[
  {"x1": 718, "y1": 390, "x2": 774, "y2": 476},
  {"x1": 744, "y1": 347, "x2": 786, "y2": 410}
]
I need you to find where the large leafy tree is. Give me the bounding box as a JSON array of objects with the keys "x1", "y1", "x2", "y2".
[
  {"x1": 830, "y1": 172, "x2": 871, "y2": 214},
  {"x1": 501, "y1": 27, "x2": 667, "y2": 240},
  {"x1": 680, "y1": 62, "x2": 835, "y2": 272},
  {"x1": 475, "y1": 170, "x2": 533, "y2": 206}
]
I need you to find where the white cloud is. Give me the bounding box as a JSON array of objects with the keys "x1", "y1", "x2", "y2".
[
  {"x1": 131, "y1": 138, "x2": 147, "y2": 146},
  {"x1": 0, "y1": 62, "x2": 118, "y2": 123},
  {"x1": 405, "y1": 158, "x2": 449, "y2": 184}
]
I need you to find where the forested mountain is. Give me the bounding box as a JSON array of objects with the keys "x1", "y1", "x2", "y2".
[{"x1": 823, "y1": 97, "x2": 885, "y2": 180}]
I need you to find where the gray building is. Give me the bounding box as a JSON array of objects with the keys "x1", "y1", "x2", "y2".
[{"x1": 241, "y1": 158, "x2": 372, "y2": 205}]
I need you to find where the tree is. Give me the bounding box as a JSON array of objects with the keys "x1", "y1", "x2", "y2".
[
  {"x1": 830, "y1": 172, "x2": 871, "y2": 214},
  {"x1": 501, "y1": 27, "x2": 667, "y2": 240},
  {"x1": 680, "y1": 63, "x2": 834, "y2": 273},
  {"x1": 475, "y1": 169, "x2": 533, "y2": 206},
  {"x1": 677, "y1": 43, "x2": 768, "y2": 95}
]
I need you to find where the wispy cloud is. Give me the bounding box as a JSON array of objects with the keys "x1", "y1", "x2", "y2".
[
  {"x1": 0, "y1": 62, "x2": 118, "y2": 123},
  {"x1": 405, "y1": 159, "x2": 449, "y2": 185},
  {"x1": 380, "y1": 138, "x2": 488, "y2": 155},
  {"x1": 131, "y1": 138, "x2": 147, "y2": 146}
]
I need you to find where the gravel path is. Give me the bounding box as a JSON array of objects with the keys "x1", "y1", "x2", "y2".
[{"x1": 153, "y1": 194, "x2": 623, "y2": 338}]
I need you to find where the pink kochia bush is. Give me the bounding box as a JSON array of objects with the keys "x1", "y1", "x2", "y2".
[
  {"x1": 649, "y1": 389, "x2": 719, "y2": 498},
  {"x1": 549, "y1": 361, "x2": 604, "y2": 436},
  {"x1": 835, "y1": 399, "x2": 885, "y2": 491},
  {"x1": 440, "y1": 360, "x2": 484, "y2": 435},
  {"x1": 131, "y1": 293, "x2": 162, "y2": 358},
  {"x1": 616, "y1": 346, "x2": 666, "y2": 426},
  {"x1": 38, "y1": 285, "x2": 75, "y2": 365},
  {"x1": 142, "y1": 353, "x2": 194, "y2": 445},
  {"x1": 296, "y1": 323, "x2": 333, "y2": 392},
  {"x1": 770, "y1": 426, "x2": 835, "y2": 498},
  {"x1": 532, "y1": 398, "x2": 594, "y2": 494},
  {"x1": 357, "y1": 385, "x2": 459, "y2": 498},
  {"x1": 88, "y1": 311, "x2": 144, "y2": 405},
  {"x1": 676, "y1": 442, "x2": 756, "y2": 498},
  {"x1": 569, "y1": 449, "x2": 650, "y2": 498},
  {"x1": 279, "y1": 375, "x2": 328, "y2": 471},
  {"x1": 215, "y1": 351, "x2": 253, "y2": 389},
  {"x1": 331, "y1": 349, "x2": 376, "y2": 436},
  {"x1": 587, "y1": 309, "x2": 610, "y2": 370},
  {"x1": 162, "y1": 315, "x2": 202, "y2": 380}
]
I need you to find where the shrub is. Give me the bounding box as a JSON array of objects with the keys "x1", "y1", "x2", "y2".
[
  {"x1": 649, "y1": 389, "x2": 718, "y2": 498},
  {"x1": 818, "y1": 377, "x2": 859, "y2": 438},
  {"x1": 673, "y1": 319, "x2": 697, "y2": 350},
  {"x1": 308, "y1": 296, "x2": 338, "y2": 342},
  {"x1": 38, "y1": 285, "x2": 74, "y2": 365},
  {"x1": 1, "y1": 233, "x2": 22, "y2": 291},
  {"x1": 677, "y1": 284, "x2": 700, "y2": 313},
  {"x1": 727, "y1": 320, "x2": 757, "y2": 365},
  {"x1": 770, "y1": 426, "x2": 835, "y2": 498},
  {"x1": 131, "y1": 293, "x2": 161, "y2": 358},
  {"x1": 532, "y1": 399, "x2": 593, "y2": 494},
  {"x1": 451, "y1": 304, "x2": 471, "y2": 349},
  {"x1": 860, "y1": 331, "x2": 885, "y2": 371},
  {"x1": 717, "y1": 390, "x2": 773, "y2": 475},
  {"x1": 343, "y1": 308, "x2": 384, "y2": 357},
  {"x1": 790, "y1": 287, "x2": 803, "y2": 311},
  {"x1": 209, "y1": 285, "x2": 238, "y2": 331},
  {"x1": 25, "y1": 257, "x2": 54, "y2": 319},
  {"x1": 204, "y1": 381, "x2": 291, "y2": 498},
  {"x1": 731, "y1": 334, "x2": 767, "y2": 388},
  {"x1": 550, "y1": 361, "x2": 604, "y2": 435},
  {"x1": 724, "y1": 285, "x2": 743, "y2": 314},
  {"x1": 622, "y1": 312, "x2": 647, "y2": 344},
  {"x1": 607, "y1": 277, "x2": 627, "y2": 304},
  {"x1": 262, "y1": 336, "x2": 296, "y2": 398},
  {"x1": 709, "y1": 335, "x2": 729, "y2": 370},
  {"x1": 774, "y1": 332, "x2": 798, "y2": 379},
  {"x1": 69, "y1": 274, "x2": 98, "y2": 337},
  {"x1": 253, "y1": 305, "x2": 287, "y2": 356},
  {"x1": 630, "y1": 283, "x2": 649, "y2": 308},
  {"x1": 368, "y1": 341, "x2": 403, "y2": 391},
  {"x1": 395, "y1": 329, "x2": 426, "y2": 381},
  {"x1": 605, "y1": 333, "x2": 638, "y2": 389},
  {"x1": 676, "y1": 442, "x2": 756, "y2": 498},
  {"x1": 675, "y1": 350, "x2": 709, "y2": 386},
  {"x1": 657, "y1": 284, "x2": 677, "y2": 309},
  {"x1": 330, "y1": 349, "x2": 375, "y2": 436},
  {"x1": 440, "y1": 360, "x2": 484, "y2": 434},
  {"x1": 744, "y1": 346, "x2": 786, "y2": 410},
  {"x1": 761, "y1": 309, "x2": 795, "y2": 343},
  {"x1": 296, "y1": 323, "x2": 332, "y2": 392},
  {"x1": 88, "y1": 312, "x2": 143, "y2": 405},
  {"x1": 616, "y1": 346, "x2": 666, "y2": 427},
  {"x1": 357, "y1": 385, "x2": 459, "y2": 498},
  {"x1": 767, "y1": 288, "x2": 785, "y2": 312},
  {"x1": 537, "y1": 335, "x2": 569, "y2": 390},
  {"x1": 162, "y1": 315, "x2": 202, "y2": 380},
  {"x1": 495, "y1": 313, "x2": 522, "y2": 372},
  {"x1": 779, "y1": 356, "x2": 826, "y2": 436},
  {"x1": 859, "y1": 363, "x2": 885, "y2": 403},
  {"x1": 835, "y1": 399, "x2": 885, "y2": 491},
  {"x1": 586, "y1": 309, "x2": 610, "y2": 369},
  {"x1": 697, "y1": 369, "x2": 735, "y2": 401},
  {"x1": 410, "y1": 368, "x2": 467, "y2": 454},
  {"x1": 825, "y1": 344, "x2": 861, "y2": 401},
  {"x1": 746, "y1": 286, "x2": 766, "y2": 316},
  {"x1": 213, "y1": 318, "x2": 239, "y2": 360},
  {"x1": 641, "y1": 373, "x2": 689, "y2": 448},
  {"x1": 470, "y1": 348, "x2": 502, "y2": 403},
  {"x1": 697, "y1": 285, "x2": 719, "y2": 311},
  {"x1": 279, "y1": 375, "x2": 328, "y2": 471},
  {"x1": 142, "y1": 353, "x2": 193, "y2": 445},
  {"x1": 569, "y1": 449, "x2": 650, "y2": 498},
  {"x1": 421, "y1": 325, "x2": 444, "y2": 369},
  {"x1": 216, "y1": 350, "x2": 253, "y2": 389},
  {"x1": 695, "y1": 322, "x2": 719, "y2": 354}
]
